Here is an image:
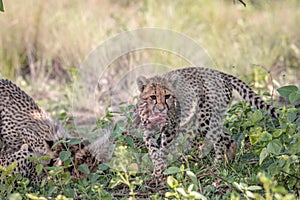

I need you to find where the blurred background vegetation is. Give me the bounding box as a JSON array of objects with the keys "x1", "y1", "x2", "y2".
[{"x1": 0, "y1": 0, "x2": 299, "y2": 115}]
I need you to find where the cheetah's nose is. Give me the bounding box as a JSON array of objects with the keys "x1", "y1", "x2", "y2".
[{"x1": 157, "y1": 106, "x2": 166, "y2": 112}]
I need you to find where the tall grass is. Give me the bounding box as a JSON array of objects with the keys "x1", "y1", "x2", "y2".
[
  {"x1": 0, "y1": 0, "x2": 143, "y2": 80},
  {"x1": 0, "y1": 0, "x2": 299, "y2": 110}
]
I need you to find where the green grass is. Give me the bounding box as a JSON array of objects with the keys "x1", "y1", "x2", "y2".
[
  {"x1": 0, "y1": 0, "x2": 299, "y2": 112},
  {"x1": 1, "y1": 102, "x2": 299, "y2": 199}
]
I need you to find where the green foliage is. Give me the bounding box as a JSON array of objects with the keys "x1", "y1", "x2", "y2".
[
  {"x1": 78, "y1": 164, "x2": 90, "y2": 175},
  {"x1": 277, "y1": 85, "x2": 300, "y2": 104},
  {"x1": 2, "y1": 92, "x2": 300, "y2": 199},
  {"x1": 228, "y1": 100, "x2": 300, "y2": 195},
  {"x1": 0, "y1": 162, "x2": 19, "y2": 195},
  {"x1": 109, "y1": 145, "x2": 142, "y2": 199},
  {"x1": 165, "y1": 165, "x2": 207, "y2": 200},
  {"x1": 59, "y1": 151, "x2": 71, "y2": 162},
  {"x1": 249, "y1": 107, "x2": 300, "y2": 191},
  {"x1": 232, "y1": 173, "x2": 296, "y2": 200}
]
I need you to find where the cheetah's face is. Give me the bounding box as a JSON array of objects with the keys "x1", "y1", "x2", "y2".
[
  {"x1": 44, "y1": 139, "x2": 99, "y2": 178},
  {"x1": 137, "y1": 76, "x2": 176, "y2": 129}
]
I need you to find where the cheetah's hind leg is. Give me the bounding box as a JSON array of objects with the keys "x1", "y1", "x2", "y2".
[{"x1": 221, "y1": 131, "x2": 237, "y2": 163}]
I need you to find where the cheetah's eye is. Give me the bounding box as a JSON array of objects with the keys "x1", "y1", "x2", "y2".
[
  {"x1": 150, "y1": 95, "x2": 157, "y2": 100},
  {"x1": 165, "y1": 94, "x2": 171, "y2": 99}
]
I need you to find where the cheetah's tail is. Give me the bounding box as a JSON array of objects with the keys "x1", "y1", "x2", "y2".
[
  {"x1": 225, "y1": 73, "x2": 279, "y2": 119},
  {"x1": 87, "y1": 127, "x2": 113, "y2": 163}
]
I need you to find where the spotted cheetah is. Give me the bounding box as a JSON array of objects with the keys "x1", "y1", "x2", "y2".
[
  {"x1": 0, "y1": 79, "x2": 112, "y2": 180},
  {"x1": 0, "y1": 144, "x2": 44, "y2": 185},
  {"x1": 133, "y1": 67, "x2": 278, "y2": 177},
  {"x1": 0, "y1": 79, "x2": 58, "y2": 155}
]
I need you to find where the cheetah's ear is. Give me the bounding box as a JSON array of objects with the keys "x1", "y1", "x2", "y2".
[
  {"x1": 20, "y1": 144, "x2": 29, "y2": 151},
  {"x1": 137, "y1": 76, "x2": 149, "y2": 92},
  {"x1": 168, "y1": 74, "x2": 179, "y2": 90}
]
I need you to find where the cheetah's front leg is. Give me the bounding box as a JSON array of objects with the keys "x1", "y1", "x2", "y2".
[{"x1": 143, "y1": 130, "x2": 167, "y2": 178}]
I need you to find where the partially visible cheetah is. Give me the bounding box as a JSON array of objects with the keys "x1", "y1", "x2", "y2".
[
  {"x1": 0, "y1": 79, "x2": 57, "y2": 155},
  {"x1": 133, "y1": 67, "x2": 278, "y2": 177},
  {"x1": 0, "y1": 79, "x2": 112, "y2": 180},
  {"x1": 44, "y1": 126, "x2": 112, "y2": 178},
  {"x1": 0, "y1": 144, "x2": 44, "y2": 185}
]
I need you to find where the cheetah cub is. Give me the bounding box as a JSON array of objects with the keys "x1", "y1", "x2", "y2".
[{"x1": 133, "y1": 67, "x2": 278, "y2": 177}]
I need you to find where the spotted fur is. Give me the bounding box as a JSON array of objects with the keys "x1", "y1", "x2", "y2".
[
  {"x1": 0, "y1": 144, "x2": 44, "y2": 185},
  {"x1": 0, "y1": 79, "x2": 57, "y2": 155}
]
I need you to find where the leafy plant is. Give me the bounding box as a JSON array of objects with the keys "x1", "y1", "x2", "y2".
[
  {"x1": 227, "y1": 100, "x2": 300, "y2": 196},
  {"x1": 277, "y1": 85, "x2": 300, "y2": 104},
  {"x1": 232, "y1": 173, "x2": 296, "y2": 200},
  {"x1": 0, "y1": 162, "x2": 19, "y2": 195},
  {"x1": 109, "y1": 145, "x2": 142, "y2": 199},
  {"x1": 164, "y1": 165, "x2": 206, "y2": 200},
  {"x1": 252, "y1": 107, "x2": 300, "y2": 190}
]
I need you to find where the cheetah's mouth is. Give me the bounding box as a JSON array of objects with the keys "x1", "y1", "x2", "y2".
[{"x1": 145, "y1": 113, "x2": 169, "y2": 129}]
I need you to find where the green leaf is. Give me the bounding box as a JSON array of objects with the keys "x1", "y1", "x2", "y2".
[
  {"x1": 78, "y1": 164, "x2": 90, "y2": 174},
  {"x1": 167, "y1": 176, "x2": 179, "y2": 188},
  {"x1": 98, "y1": 163, "x2": 109, "y2": 171},
  {"x1": 288, "y1": 90, "x2": 300, "y2": 104},
  {"x1": 249, "y1": 133, "x2": 259, "y2": 145},
  {"x1": 259, "y1": 131, "x2": 272, "y2": 142},
  {"x1": 288, "y1": 141, "x2": 300, "y2": 154},
  {"x1": 186, "y1": 171, "x2": 198, "y2": 190},
  {"x1": 51, "y1": 138, "x2": 67, "y2": 149},
  {"x1": 59, "y1": 151, "x2": 71, "y2": 162},
  {"x1": 6, "y1": 162, "x2": 18, "y2": 173},
  {"x1": 273, "y1": 130, "x2": 283, "y2": 138},
  {"x1": 277, "y1": 85, "x2": 298, "y2": 98},
  {"x1": 30, "y1": 155, "x2": 51, "y2": 163},
  {"x1": 176, "y1": 188, "x2": 188, "y2": 197},
  {"x1": 259, "y1": 148, "x2": 269, "y2": 165},
  {"x1": 180, "y1": 164, "x2": 185, "y2": 172},
  {"x1": 233, "y1": 182, "x2": 245, "y2": 191},
  {"x1": 8, "y1": 193, "x2": 22, "y2": 200},
  {"x1": 37, "y1": 155, "x2": 52, "y2": 162},
  {"x1": 26, "y1": 193, "x2": 47, "y2": 200},
  {"x1": 0, "y1": 0, "x2": 4, "y2": 12},
  {"x1": 188, "y1": 184, "x2": 194, "y2": 193},
  {"x1": 247, "y1": 185, "x2": 262, "y2": 191},
  {"x1": 268, "y1": 161, "x2": 282, "y2": 176},
  {"x1": 189, "y1": 191, "x2": 207, "y2": 200},
  {"x1": 266, "y1": 139, "x2": 282, "y2": 155},
  {"x1": 250, "y1": 110, "x2": 263, "y2": 123},
  {"x1": 109, "y1": 177, "x2": 123, "y2": 188},
  {"x1": 271, "y1": 186, "x2": 288, "y2": 194},
  {"x1": 68, "y1": 138, "x2": 83, "y2": 145},
  {"x1": 245, "y1": 191, "x2": 256, "y2": 198},
  {"x1": 163, "y1": 166, "x2": 181, "y2": 175},
  {"x1": 35, "y1": 164, "x2": 44, "y2": 175},
  {"x1": 296, "y1": 117, "x2": 300, "y2": 126},
  {"x1": 249, "y1": 127, "x2": 263, "y2": 145},
  {"x1": 124, "y1": 136, "x2": 135, "y2": 147},
  {"x1": 165, "y1": 192, "x2": 176, "y2": 198}
]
